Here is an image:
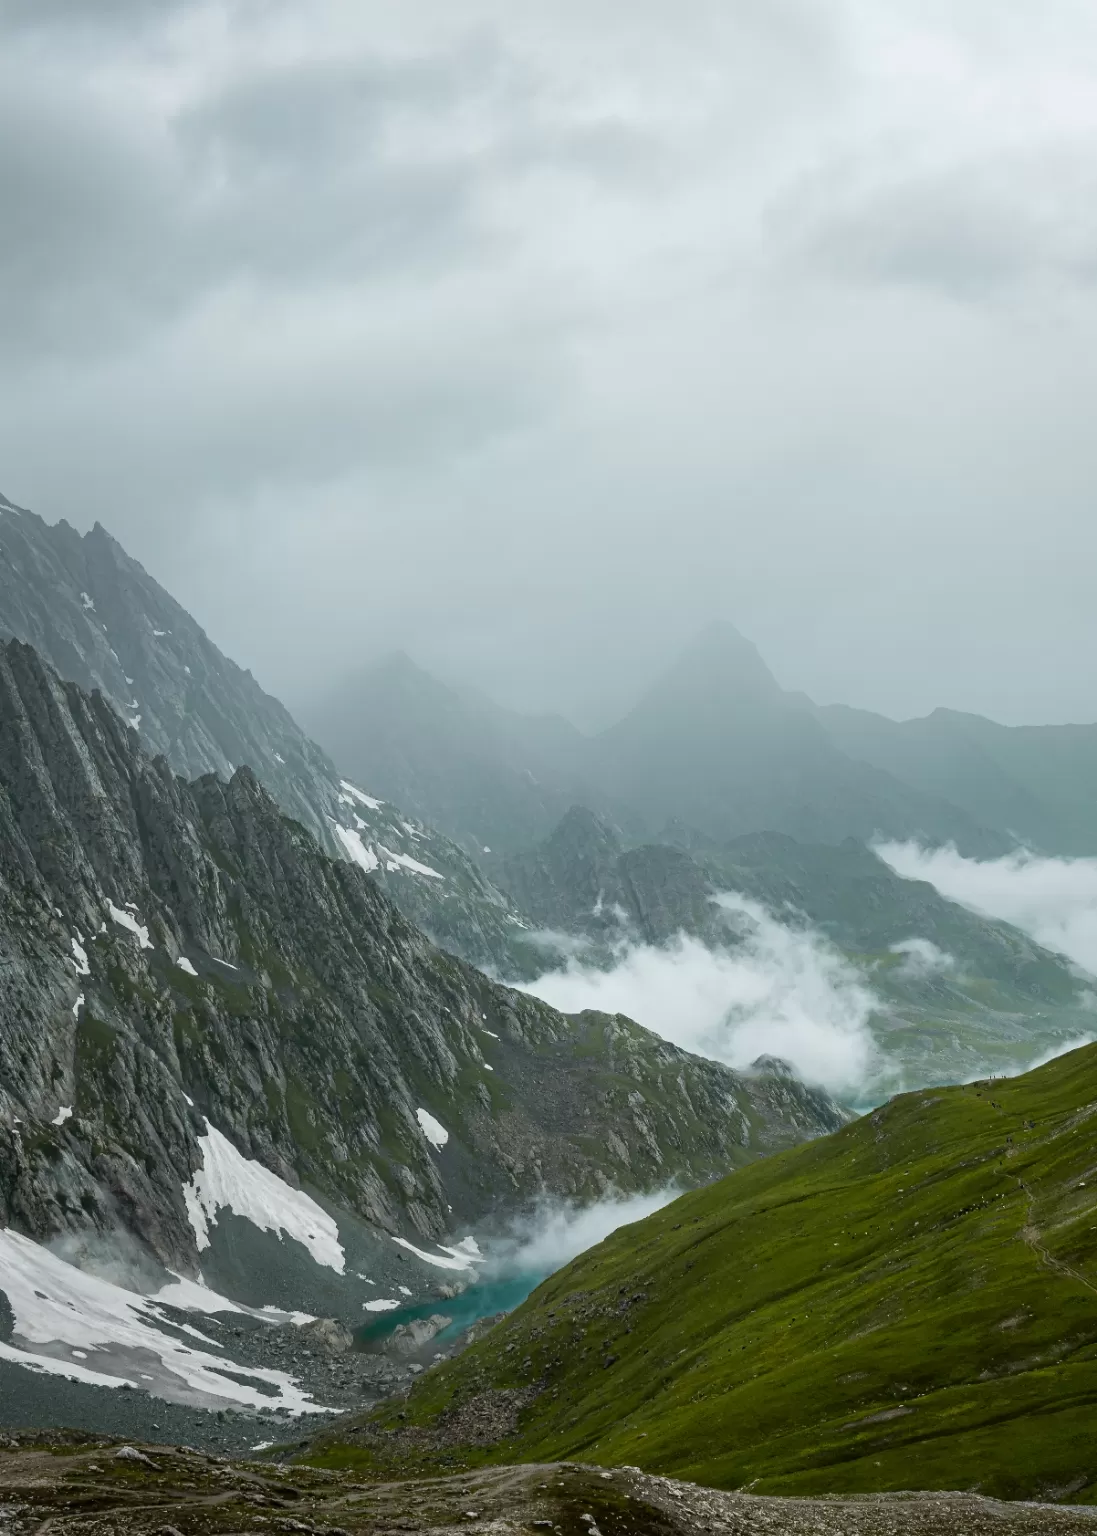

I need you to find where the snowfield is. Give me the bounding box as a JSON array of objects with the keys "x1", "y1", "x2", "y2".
[
  {"x1": 183, "y1": 1120, "x2": 346, "y2": 1273},
  {"x1": 0, "y1": 1228, "x2": 328, "y2": 1413}
]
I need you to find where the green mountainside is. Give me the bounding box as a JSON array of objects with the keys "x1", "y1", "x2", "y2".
[{"x1": 311, "y1": 1040, "x2": 1097, "y2": 1504}]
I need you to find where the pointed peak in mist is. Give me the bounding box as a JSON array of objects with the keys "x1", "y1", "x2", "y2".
[
  {"x1": 663, "y1": 620, "x2": 781, "y2": 697},
  {"x1": 544, "y1": 804, "x2": 622, "y2": 859},
  {"x1": 607, "y1": 620, "x2": 785, "y2": 743}
]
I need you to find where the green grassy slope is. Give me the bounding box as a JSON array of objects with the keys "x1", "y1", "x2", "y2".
[{"x1": 313, "y1": 1042, "x2": 1097, "y2": 1503}]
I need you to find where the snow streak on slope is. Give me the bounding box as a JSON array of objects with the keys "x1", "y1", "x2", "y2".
[
  {"x1": 332, "y1": 821, "x2": 381, "y2": 872},
  {"x1": 877, "y1": 842, "x2": 1097, "y2": 977},
  {"x1": 0, "y1": 1228, "x2": 327, "y2": 1412},
  {"x1": 107, "y1": 901, "x2": 153, "y2": 949},
  {"x1": 415, "y1": 1108, "x2": 449, "y2": 1149},
  {"x1": 183, "y1": 1121, "x2": 345, "y2": 1273},
  {"x1": 338, "y1": 780, "x2": 384, "y2": 811}
]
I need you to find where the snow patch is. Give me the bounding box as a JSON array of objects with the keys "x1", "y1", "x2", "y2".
[
  {"x1": 126, "y1": 714, "x2": 141, "y2": 730},
  {"x1": 339, "y1": 779, "x2": 383, "y2": 811},
  {"x1": 153, "y1": 628, "x2": 169, "y2": 637},
  {"x1": 183, "y1": 1121, "x2": 345, "y2": 1274},
  {"x1": 390, "y1": 1235, "x2": 475, "y2": 1271},
  {"x1": 416, "y1": 1108, "x2": 449, "y2": 1149},
  {"x1": 72, "y1": 994, "x2": 84, "y2": 1019},
  {"x1": 177, "y1": 956, "x2": 199, "y2": 977},
  {"x1": 107, "y1": 902, "x2": 153, "y2": 950},
  {"x1": 80, "y1": 592, "x2": 95, "y2": 611},
  {"x1": 274, "y1": 751, "x2": 285, "y2": 764},
  {"x1": 333, "y1": 823, "x2": 380, "y2": 873},
  {"x1": 152, "y1": 1274, "x2": 243, "y2": 1315},
  {"x1": 0, "y1": 1228, "x2": 327, "y2": 1412},
  {"x1": 363, "y1": 1298, "x2": 400, "y2": 1312},
  {"x1": 70, "y1": 938, "x2": 90, "y2": 977},
  {"x1": 51, "y1": 1106, "x2": 72, "y2": 1127},
  {"x1": 379, "y1": 844, "x2": 444, "y2": 880}
]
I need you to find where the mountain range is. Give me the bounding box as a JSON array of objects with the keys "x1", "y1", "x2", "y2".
[
  {"x1": 300, "y1": 626, "x2": 1008, "y2": 860},
  {"x1": 0, "y1": 636, "x2": 842, "y2": 1296},
  {"x1": 306, "y1": 622, "x2": 1097, "y2": 864}
]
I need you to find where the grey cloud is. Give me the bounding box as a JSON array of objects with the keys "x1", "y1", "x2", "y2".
[
  {"x1": 773, "y1": 155, "x2": 1097, "y2": 297},
  {"x1": 4, "y1": 1, "x2": 1097, "y2": 729},
  {"x1": 0, "y1": 52, "x2": 495, "y2": 356},
  {"x1": 1, "y1": 0, "x2": 195, "y2": 30}
]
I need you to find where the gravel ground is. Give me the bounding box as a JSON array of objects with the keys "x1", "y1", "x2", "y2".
[{"x1": 1, "y1": 1442, "x2": 1096, "y2": 1536}]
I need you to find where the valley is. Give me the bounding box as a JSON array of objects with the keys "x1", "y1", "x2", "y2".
[{"x1": 2, "y1": 492, "x2": 1097, "y2": 1515}]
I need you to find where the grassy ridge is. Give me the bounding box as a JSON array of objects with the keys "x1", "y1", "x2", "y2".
[{"x1": 312, "y1": 1043, "x2": 1097, "y2": 1502}]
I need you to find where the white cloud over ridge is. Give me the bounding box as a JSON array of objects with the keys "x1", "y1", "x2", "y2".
[
  {"x1": 877, "y1": 842, "x2": 1097, "y2": 977},
  {"x1": 516, "y1": 893, "x2": 880, "y2": 1099},
  {"x1": 888, "y1": 936, "x2": 956, "y2": 979},
  {"x1": 485, "y1": 1188, "x2": 680, "y2": 1280}
]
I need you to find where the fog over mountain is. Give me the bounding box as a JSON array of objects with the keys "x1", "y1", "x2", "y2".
[{"x1": 3, "y1": 1, "x2": 1097, "y2": 728}]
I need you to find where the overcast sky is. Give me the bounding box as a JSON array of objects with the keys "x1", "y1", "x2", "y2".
[{"x1": 3, "y1": 0, "x2": 1097, "y2": 728}]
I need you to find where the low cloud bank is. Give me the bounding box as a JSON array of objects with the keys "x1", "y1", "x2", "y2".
[
  {"x1": 484, "y1": 1188, "x2": 680, "y2": 1279},
  {"x1": 1019, "y1": 1035, "x2": 1096, "y2": 1074},
  {"x1": 877, "y1": 842, "x2": 1097, "y2": 976},
  {"x1": 889, "y1": 937, "x2": 956, "y2": 979},
  {"x1": 516, "y1": 893, "x2": 880, "y2": 1099}
]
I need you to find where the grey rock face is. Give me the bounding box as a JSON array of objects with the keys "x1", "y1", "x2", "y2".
[
  {"x1": 0, "y1": 491, "x2": 536, "y2": 976},
  {"x1": 383, "y1": 1313, "x2": 453, "y2": 1358},
  {"x1": 0, "y1": 493, "x2": 336, "y2": 845},
  {"x1": 502, "y1": 806, "x2": 730, "y2": 955},
  {"x1": 0, "y1": 640, "x2": 843, "y2": 1276}
]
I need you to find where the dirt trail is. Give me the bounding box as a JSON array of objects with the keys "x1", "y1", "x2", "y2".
[{"x1": 2, "y1": 1436, "x2": 1097, "y2": 1536}]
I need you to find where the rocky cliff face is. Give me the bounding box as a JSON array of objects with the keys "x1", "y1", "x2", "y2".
[
  {"x1": 502, "y1": 806, "x2": 729, "y2": 954},
  {"x1": 0, "y1": 491, "x2": 538, "y2": 976},
  {"x1": 0, "y1": 640, "x2": 843, "y2": 1282}
]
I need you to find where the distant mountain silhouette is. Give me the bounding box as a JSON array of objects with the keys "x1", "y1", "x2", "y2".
[
  {"x1": 304, "y1": 621, "x2": 1009, "y2": 858},
  {"x1": 817, "y1": 702, "x2": 1097, "y2": 855}
]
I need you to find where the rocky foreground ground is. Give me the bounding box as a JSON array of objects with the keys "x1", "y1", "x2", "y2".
[{"x1": 1, "y1": 1437, "x2": 1096, "y2": 1536}]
